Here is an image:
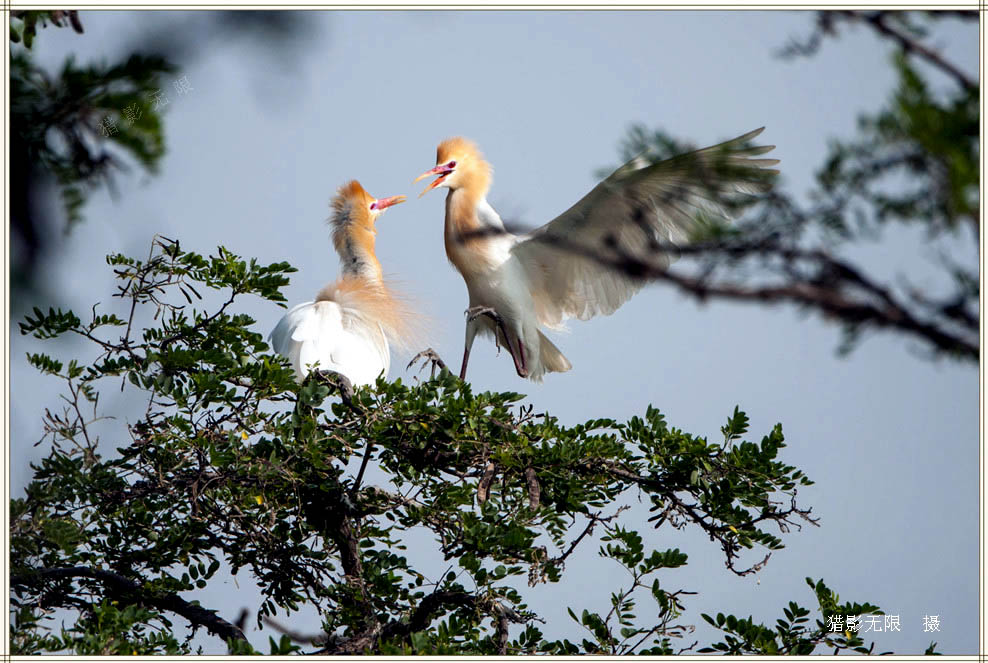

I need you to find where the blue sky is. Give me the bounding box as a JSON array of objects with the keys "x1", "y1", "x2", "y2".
[{"x1": 9, "y1": 10, "x2": 980, "y2": 654}]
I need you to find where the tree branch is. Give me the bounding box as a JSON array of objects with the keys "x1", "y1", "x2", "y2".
[
  {"x1": 321, "y1": 590, "x2": 469, "y2": 654},
  {"x1": 308, "y1": 588, "x2": 530, "y2": 654},
  {"x1": 780, "y1": 10, "x2": 977, "y2": 92},
  {"x1": 520, "y1": 230, "x2": 979, "y2": 361},
  {"x1": 11, "y1": 566, "x2": 247, "y2": 644},
  {"x1": 856, "y1": 11, "x2": 977, "y2": 92},
  {"x1": 645, "y1": 257, "x2": 978, "y2": 360},
  {"x1": 578, "y1": 459, "x2": 812, "y2": 576},
  {"x1": 550, "y1": 510, "x2": 615, "y2": 567}
]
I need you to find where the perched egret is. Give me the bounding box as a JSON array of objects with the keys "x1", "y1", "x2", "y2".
[
  {"x1": 415, "y1": 128, "x2": 779, "y2": 381},
  {"x1": 269, "y1": 180, "x2": 418, "y2": 386}
]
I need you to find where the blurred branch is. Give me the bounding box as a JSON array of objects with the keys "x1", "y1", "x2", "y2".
[
  {"x1": 261, "y1": 615, "x2": 327, "y2": 646},
  {"x1": 780, "y1": 10, "x2": 977, "y2": 92},
  {"x1": 642, "y1": 244, "x2": 978, "y2": 360},
  {"x1": 858, "y1": 11, "x2": 976, "y2": 92},
  {"x1": 457, "y1": 218, "x2": 978, "y2": 362}
]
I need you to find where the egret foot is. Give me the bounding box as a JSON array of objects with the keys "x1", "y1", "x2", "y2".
[
  {"x1": 465, "y1": 306, "x2": 507, "y2": 352},
  {"x1": 294, "y1": 370, "x2": 354, "y2": 445},
  {"x1": 464, "y1": 306, "x2": 528, "y2": 379},
  {"x1": 310, "y1": 369, "x2": 354, "y2": 405},
  {"x1": 407, "y1": 347, "x2": 449, "y2": 379}
]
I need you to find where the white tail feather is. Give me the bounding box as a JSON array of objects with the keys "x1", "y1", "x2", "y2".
[{"x1": 531, "y1": 331, "x2": 571, "y2": 381}]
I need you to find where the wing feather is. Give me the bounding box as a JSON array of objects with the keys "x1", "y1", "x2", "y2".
[{"x1": 513, "y1": 127, "x2": 778, "y2": 328}]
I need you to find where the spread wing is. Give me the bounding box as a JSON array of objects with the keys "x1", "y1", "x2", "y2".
[
  {"x1": 269, "y1": 300, "x2": 389, "y2": 387},
  {"x1": 511, "y1": 127, "x2": 779, "y2": 329}
]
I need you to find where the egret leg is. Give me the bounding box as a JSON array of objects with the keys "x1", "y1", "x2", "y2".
[
  {"x1": 459, "y1": 345, "x2": 471, "y2": 380},
  {"x1": 459, "y1": 311, "x2": 484, "y2": 381},
  {"x1": 514, "y1": 337, "x2": 528, "y2": 378}
]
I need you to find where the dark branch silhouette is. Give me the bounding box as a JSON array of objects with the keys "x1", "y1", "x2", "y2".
[{"x1": 11, "y1": 566, "x2": 248, "y2": 644}]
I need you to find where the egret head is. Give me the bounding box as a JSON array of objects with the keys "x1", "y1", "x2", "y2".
[
  {"x1": 332, "y1": 180, "x2": 406, "y2": 228},
  {"x1": 414, "y1": 137, "x2": 490, "y2": 197}
]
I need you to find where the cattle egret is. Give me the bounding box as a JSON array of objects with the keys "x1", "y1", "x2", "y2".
[
  {"x1": 269, "y1": 180, "x2": 417, "y2": 387},
  {"x1": 415, "y1": 128, "x2": 779, "y2": 381}
]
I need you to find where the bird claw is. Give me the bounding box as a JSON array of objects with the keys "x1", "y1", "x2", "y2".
[
  {"x1": 465, "y1": 306, "x2": 506, "y2": 352},
  {"x1": 465, "y1": 305, "x2": 503, "y2": 325},
  {"x1": 464, "y1": 306, "x2": 527, "y2": 375},
  {"x1": 407, "y1": 347, "x2": 449, "y2": 379}
]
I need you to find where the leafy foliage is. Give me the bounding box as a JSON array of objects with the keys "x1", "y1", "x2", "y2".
[
  {"x1": 10, "y1": 238, "x2": 913, "y2": 655},
  {"x1": 700, "y1": 578, "x2": 888, "y2": 655},
  {"x1": 12, "y1": 600, "x2": 185, "y2": 656}
]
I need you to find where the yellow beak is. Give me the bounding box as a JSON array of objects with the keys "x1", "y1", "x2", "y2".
[{"x1": 372, "y1": 194, "x2": 407, "y2": 211}]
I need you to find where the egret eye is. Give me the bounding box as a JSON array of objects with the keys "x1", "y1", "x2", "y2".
[
  {"x1": 448, "y1": 161, "x2": 456, "y2": 168},
  {"x1": 370, "y1": 202, "x2": 378, "y2": 210}
]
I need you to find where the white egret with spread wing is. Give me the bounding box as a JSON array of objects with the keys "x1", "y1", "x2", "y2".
[{"x1": 415, "y1": 128, "x2": 779, "y2": 381}]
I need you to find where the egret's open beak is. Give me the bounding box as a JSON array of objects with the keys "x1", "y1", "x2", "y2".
[
  {"x1": 414, "y1": 164, "x2": 454, "y2": 197},
  {"x1": 371, "y1": 194, "x2": 407, "y2": 212}
]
